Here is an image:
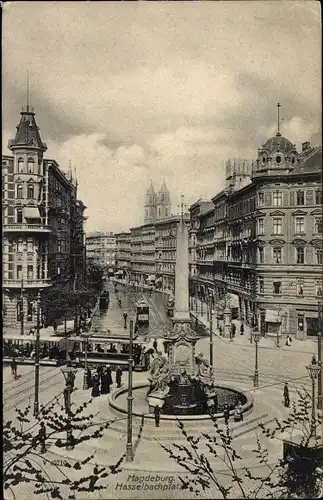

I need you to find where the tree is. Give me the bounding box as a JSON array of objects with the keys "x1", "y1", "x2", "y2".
[
  {"x1": 161, "y1": 389, "x2": 322, "y2": 499},
  {"x1": 3, "y1": 396, "x2": 132, "y2": 499}
]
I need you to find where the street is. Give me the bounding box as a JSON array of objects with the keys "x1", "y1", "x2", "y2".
[{"x1": 3, "y1": 281, "x2": 319, "y2": 500}]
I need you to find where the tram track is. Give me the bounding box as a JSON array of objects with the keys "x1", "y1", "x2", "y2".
[
  {"x1": 4, "y1": 369, "x2": 63, "y2": 412},
  {"x1": 4, "y1": 366, "x2": 59, "y2": 393}
]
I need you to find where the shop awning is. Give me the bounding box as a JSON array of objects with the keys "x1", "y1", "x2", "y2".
[
  {"x1": 24, "y1": 207, "x2": 40, "y2": 219},
  {"x1": 147, "y1": 274, "x2": 156, "y2": 281},
  {"x1": 115, "y1": 270, "x2": 124, "y2": 275},
  {"x1": 265, "y1": 310, "x2": 280, "y2": 323}
]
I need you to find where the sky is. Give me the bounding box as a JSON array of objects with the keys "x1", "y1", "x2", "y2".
[{"x1": 2, "y1": 1, "x2": 321, "y2": 234}]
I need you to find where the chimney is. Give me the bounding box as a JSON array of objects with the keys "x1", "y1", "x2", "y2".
[{"x1": 302, "y1": 141, "x2": 310, "y2": 152}]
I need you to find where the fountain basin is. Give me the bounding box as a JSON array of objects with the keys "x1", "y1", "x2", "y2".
[{"x1": 109, "y1": 382, "x2": 253, "y2": 421}]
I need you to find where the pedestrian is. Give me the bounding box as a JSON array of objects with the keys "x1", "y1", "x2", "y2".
[
  {"x1": 70, "y1": 371, "x2": 76, "y2": 393},
  {"x1": 11, "y1": 358, "x2": 17, "y2": 379},
  {"x1": 223, "y1": 404, "x2": 230, "y2": 425},
  {"x1": 153, "y1": 339, "x2": 158, "y2": 352},
  {"x1": 116, "y1": 366, "x2": 123, "y2": 388},
  {"x1": 101, "y1": 368, "x2": 110, "y2": 395},
  {"x1": 283, "y1": 382, "x2": 290, "y2": 408},
  {"x1": 231, "y1": 323, "x2": 236, "y2": 338},
  {"x1": 97, "y1": 364, "x2": 104, "y2": 386},
  {"x1": 38, "y1": 422, "x2": 46, "y2": 454},
  {"x1": 240, "y1": 323, "x2": 244, "y2": 335},
  {"x1": 219, "y1": 325, "x2": 223, "y2": 336},
  {"x1": 154, "y1": 405, "x2": 161, "y2": 427},
  {"x1": 106, "y1": 365, "x2": 113, "y2": 391},
  {"x1": 285, "y1": 335, "x2": 292, "y2": 347},
  {"x1": 91, "y1": 374, "x2": 100, "y2": 398},
  {"x1": 87, "y1": 367, "x2": 93, "y2": 388}
]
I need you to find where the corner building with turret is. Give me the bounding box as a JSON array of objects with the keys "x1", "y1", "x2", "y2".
[
  {"x1": 2, "y1": 106, "x2": 86, "y2": 330},
  {"x1": 189, "y1": 128, "x2": 322, "y2": 340}
]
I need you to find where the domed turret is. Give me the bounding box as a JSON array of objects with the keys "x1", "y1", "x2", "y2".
[{"x1": 254, "y1": 103, "x2": 298, "y2": 174}]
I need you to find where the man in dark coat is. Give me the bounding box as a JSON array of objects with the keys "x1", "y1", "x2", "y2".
[
  {"x1": 116, "y1": 366, "x2": 122, "y2": 388},
  {"x1": 91, "y1": 374, "x2": 100, "y2": 397},
  {"x1": 11, "y1": 358, "x2": 17, "y2": 379},
  {"x1": 223, "y1": 404, "x2": 230, "y2": 425},
  {"x1": 283, "y1": 382, "x2": 290, "y2": 407},
  {"x1": 101, "y1": 369, "x2": 110, "y2": 395},
  {"x1": 106, "y1": 365, "x2": 113, "y2": 389},
  {"x1": 87, "y1": 367, "x2": 93, "y2": 388},
  {"x1": 231, "y1": 323, "x2": 236, "y2": 338},
  {"x1": 153, "y1": 339, "x2": 158, "y2": 351},
  {"x1": 154, "y1": 405, "x2": 161, "y2": 427},
  {"x1": 240, "y1": 323, "x2": 244, "y2": 335}
]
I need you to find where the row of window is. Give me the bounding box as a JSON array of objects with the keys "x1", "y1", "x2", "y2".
[
  {"x1": 258, "y1": 217, "x2": 322, "y2": 235},
  {"x1": 258, "y1": 247, "x2": 322, "y2": 264},
  {"x1": 259, "y1": 279, "x2": 322, "y2": 297},
  {"x1": 17, "y1": 157, "x2": 41, "y2": 175},
  {"x1": 258, "y1": 189, "x2": 322, "y2": 207},
  {"x1": 16, "y1": 183, "x2": 36, "y2": 199}
]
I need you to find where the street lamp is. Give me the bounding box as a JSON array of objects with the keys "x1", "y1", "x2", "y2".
[
  {"x1": 276, "y1": 309, "x2": 281, "y2": 348},
  {"x1": 123, "y1": 311, "x2": 128, "y2": 329},
  {"x1": 208, "y1": 292, "x2": 214, "y2": 370},
  {"x1": 61, "y1": 366, "x2": 78, "y2": 450},
  {"x1": 33, "y1": 291, "x2": 41, "y2": 416},
  {"x1": 20, "y1": 278, "x2": 24, "y2": 336},
  {"x1": 126, "y1": 319, "x2": 134, "y2": 462},
  {"x1": 81, "y1": 331, "x2": 90, "y2": 390},
  {"x1": 306, "y1": 359, "x2": 321, "y2": 444},
  {"x1": 252, "y1": 327, "x2": 261, "y2": 388},
  {"x1": 317, "y1": 301, "x2": 322, "y2": 411}
]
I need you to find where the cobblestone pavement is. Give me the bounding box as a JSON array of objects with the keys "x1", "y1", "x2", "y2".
[{"x1": 4, "y1": 282, "x2": 320, "y2": 500}]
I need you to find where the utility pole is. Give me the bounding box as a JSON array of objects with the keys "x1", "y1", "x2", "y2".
[
  {"x1": 20, "y1": 278, "x2": 24, "y2": 336},
  {"x1": 126, "y1": 319, "x2": 134, "y2": 462},
  {"x1": 33, "y1": 291, "x2": 41, "y2": 416},
  {"x1": 318, "y1": 301, "x2": 322, "y2": 410}
]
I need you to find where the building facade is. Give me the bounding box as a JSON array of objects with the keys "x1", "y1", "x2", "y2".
[
  {"x1": 85, "y1": 232, "x2": 116, "y2": 270},
  {"x1": 2, "y1": 106, "x2": 86, "y2": 329},
  {"x1": 189, "y1": 133, "x2": 322, "y2": 339},
  {"x1": 115, "y1": 232, "x2": 131, "y2": 273}
]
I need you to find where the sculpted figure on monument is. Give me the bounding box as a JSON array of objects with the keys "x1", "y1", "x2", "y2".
[{"x1": 148, "y1": 351, "x2": 171, "y2": 394}]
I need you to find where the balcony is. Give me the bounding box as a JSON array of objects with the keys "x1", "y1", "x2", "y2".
[
  {"x1": 3, "y1": 224, "x2": 51, "y2": 233},
  {"x1": 3, "y1": 278, "x2": 52, "y2": 288}
]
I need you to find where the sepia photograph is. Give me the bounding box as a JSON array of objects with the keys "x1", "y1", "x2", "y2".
[{"x1": 2, "y1": 1, "x2": 322, "y2": 499}]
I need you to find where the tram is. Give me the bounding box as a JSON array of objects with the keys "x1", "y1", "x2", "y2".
[
  {"x1": 135, "y1": 299, "x2": 149, "y2": 328},
  {"x1": 68, "y1": 333, "x2": 150, "y2": 371},
  {"x1": 3, "y1": 333, "x2": 67, "y2": 366},
  {"x1": 99, "y1": 290, "x2": 110, "y2": 309}
]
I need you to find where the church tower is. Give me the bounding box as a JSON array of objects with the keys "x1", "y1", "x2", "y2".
[
  {"x1": 144, "y1": 182, "x2": 157, "y2": 223},
  {"x1": 156, "y1": 180, "x2": 171, "y2": 220}
]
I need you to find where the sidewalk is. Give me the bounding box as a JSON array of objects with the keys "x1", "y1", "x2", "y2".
[{"x1": 190, "y1": 305, "x2": 318, "y2": 355}]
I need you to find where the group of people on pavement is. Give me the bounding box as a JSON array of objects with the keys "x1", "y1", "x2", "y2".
[{"x1": 90, "y1": 365, "x2": 123, "y2": 398}]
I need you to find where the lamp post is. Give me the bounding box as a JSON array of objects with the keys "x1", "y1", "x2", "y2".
[
  {"x1": 123, "y1": 311, "x2": 128, "y2": 329},
  {"x1": 20, "y1": 278, "x2": 24, "y2": 336},
  {"x1": 126, "y1": 319, "x2": 134, "y2": 462},
  {"x1": 195, "y1": 290, "x2": 198, "y2": 314},
  {"x1": 81, "y1": 331, "x2": 90, "y2": 390},
  {"x1": 317, "y1": 301, "x2": 322, "y2": 411},
  {"x1": 201, "y1": 298, "x2": 204, "y2": 316},
  {"x1": 33, "y1": 291, "x2": 41, "y2": 417},
  {"x1": 208, "y1": 292, "x2": 213, "y2": 370},
  {"x1": 306, "y1": 359, "x2": 321, "y2": 443},
  {"x1": 276, "y1": 309, "x2": 281, "y2": 348},
  {"x1": 252, "y1": 328, "x2": 261, "y2": 388},
  {"x1": 61, "y1": 366, "x2": 78, "y2": 450}
]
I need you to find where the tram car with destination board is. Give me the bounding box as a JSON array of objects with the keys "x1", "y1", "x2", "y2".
[
  {"x1": 68, "y1": 332, "x2": 150, "y2": 371},
  {"x1": 135, "y1": 299, "x2": 150, "y2": 328},
  {"x1": 3, "y1": 333, "x2": 68, "y2": 366}
]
